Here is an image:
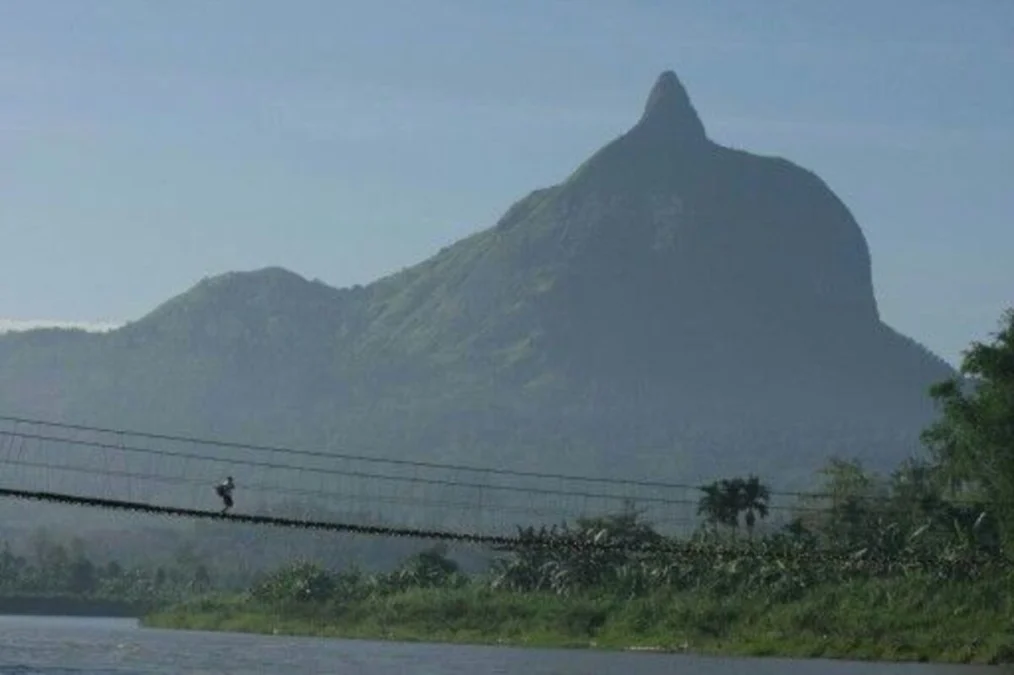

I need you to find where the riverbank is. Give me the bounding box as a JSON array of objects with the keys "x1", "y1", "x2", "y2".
[
  {"x1": 144, "y1": 576, "x2": 1014, "y2": 665},
  {"x1": 0, "y1": 594, "x2": 147, "y2": 617}
]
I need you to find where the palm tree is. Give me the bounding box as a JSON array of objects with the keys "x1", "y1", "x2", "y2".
[
  {"x1": 697, "y1": 480, "x2": 739, "y2": 533},
  {"x1": 736, "y1": 475, "x2": 770, "y2": 539}
]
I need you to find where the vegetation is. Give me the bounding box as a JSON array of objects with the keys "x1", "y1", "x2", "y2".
[
  {"x1": 144, "y1": 496, "x2": 1014, "y2": 663},
  {"x1": 146, "y1": 309, "x2": 1014, "y2": 663},
  {"x1": 696, "y1": 475, "x2": 770, "y2": 538},
  {"x1": 146, "y1": 577, "x2": 1014, "y2": 663},
  {"x1": 922, "y1": 308, "x2": 1014, "y2": 553},
  {"x1": 0, "y1": 530, "x2": 213, "y2": 612}
]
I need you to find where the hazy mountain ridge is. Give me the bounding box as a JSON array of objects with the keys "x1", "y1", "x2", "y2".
[{"x1": 0, "y1": 71, "x2": 954, "y2": 495}]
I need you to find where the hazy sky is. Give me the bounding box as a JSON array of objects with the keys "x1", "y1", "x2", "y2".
[{"x1": 1, "y1": 1, "x2": 1011, "y2": 366}]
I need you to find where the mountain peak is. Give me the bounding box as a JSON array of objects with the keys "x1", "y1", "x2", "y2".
[{"x1": 635, "y1": 70, "x2": 707, "y2": 143}]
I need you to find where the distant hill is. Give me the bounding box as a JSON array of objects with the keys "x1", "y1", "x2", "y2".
[{"x1": 0, "y1": 71, "x2": 953, "y2": 503}]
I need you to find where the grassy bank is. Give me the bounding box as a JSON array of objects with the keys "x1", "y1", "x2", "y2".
[{"x1": 144, "y1": 575, "x2": 1014, "y2": 664}]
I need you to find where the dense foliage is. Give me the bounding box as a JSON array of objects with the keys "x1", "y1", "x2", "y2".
[
  {"x1": 228, "y1": 451, "x2": 1004, "y2": 611},
  {"x1": 922, "y1": 308, "x2": 1014, "y2": 552},
  {"x1": 0, "y1": 531, "x2": 213, "y2": 606},
  {"x1": 148, "y1": 458, "x2": 1014, "y2": 662}
]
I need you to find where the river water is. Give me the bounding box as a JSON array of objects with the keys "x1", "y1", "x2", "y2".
[{"x1": 0, "y1": 615, "x2": 1008, "y2": 675}]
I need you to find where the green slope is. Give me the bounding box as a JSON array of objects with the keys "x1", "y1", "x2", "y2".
[{"x1": 0, "y1": 71, "x2": 953, "y2": 501}]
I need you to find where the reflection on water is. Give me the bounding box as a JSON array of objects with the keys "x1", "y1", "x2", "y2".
[{"x1": 0, "y1": 615, "x2": 1009, "y2": 675}]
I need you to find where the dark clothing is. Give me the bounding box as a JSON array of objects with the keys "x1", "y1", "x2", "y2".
[
  {"x1": 216, "y1": 488, "x2": 234, "y2": 508},
  {"x1": 215, "y1": 481, "x2": 234, "y2": 511}
]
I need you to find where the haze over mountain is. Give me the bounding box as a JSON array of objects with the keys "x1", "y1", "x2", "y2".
[{"x1": 0, "y1": 71, "x2": 953, "y2": 497}]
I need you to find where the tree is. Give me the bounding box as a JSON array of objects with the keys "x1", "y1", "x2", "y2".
[
  {"x1": 887, "y1": 458, "x2": 951, "y2": 537},
  {"x1": 819, "y1": 458, "x2": 880, "y2": 506},
  {"x1": 68, "y1": 554, "x2": 96, "y2": 596},
  {"x1": 395, "y1": 544, "x2": 460, "y2": 588},
  {"x1": 803, "y1": 458, "x2": 884, "y2": 547},
  {"x1": 252, "y1": 560, "x2": 335, "y2": 604},
  {"x1": 192, "y1": 564, "x2": 212, "y2": 593},
  {"x1": 697, "y1": 477, "x2": 770, "y2": 538},
  {"x1": 922, "y1": 308, "x2": 1014, "y2": 551},
  {"x1": 736, "y1": 475, "x2": 770, "y2": 538},
  {"x1": 0, "y1": 543, "x2": 26, "y2": 589},
  {"x1": 697, "y1": 480, "x2": 738, "y2": 532}
]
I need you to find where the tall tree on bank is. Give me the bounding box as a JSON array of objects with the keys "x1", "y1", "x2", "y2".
[
  {"x1": 697, "y1": 477, "x2": 771, "y2": 538},
  {"x1": 921, "y1": 308, "x2": 1014, "y2": 552},
  {"x1": 697, "y1": 480, "x2": 739, "y2": 533},
  {"x1": 737, "y1": 475, "x2": 771, "y2": 539}
]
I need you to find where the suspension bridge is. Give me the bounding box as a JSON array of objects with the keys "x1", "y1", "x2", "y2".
[{"x1": 0, "y1": 413, "x2": 825, "y2": 546}]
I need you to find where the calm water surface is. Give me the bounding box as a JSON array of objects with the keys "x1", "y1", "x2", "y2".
[{"x1": 0, "y1": 615, "x2": 1009, "y2": 675}]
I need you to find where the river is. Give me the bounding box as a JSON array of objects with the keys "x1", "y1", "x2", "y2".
[{"x1": 0, "y1": 615, "x2": 1009, "y2": 674}]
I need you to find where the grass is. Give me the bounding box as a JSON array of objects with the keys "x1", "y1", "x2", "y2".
[{"x1": 143, "y1": 575, "x2": 1014, "y2": 664}]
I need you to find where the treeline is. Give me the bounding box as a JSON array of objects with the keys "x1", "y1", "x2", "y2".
[
  {"x1": 0, "y1": 532, "x2": 213, "y2": 605},
  {"x1": 15, "y1": 309, "x2": 1014, "y2": 626},
  {"x1": 235, "y1": 308, "x2": 1014, "y2": 605},
  {"x1": 244, "y1": 463, "x2": 1001, "y2": 609},
  {"x1": 0, "y1": 502, "x2": 474, "y2": 604}
]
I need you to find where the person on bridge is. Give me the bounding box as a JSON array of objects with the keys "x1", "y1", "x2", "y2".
[{"x1": 215, "y1": 476, "x2": 235, "y2": 514}]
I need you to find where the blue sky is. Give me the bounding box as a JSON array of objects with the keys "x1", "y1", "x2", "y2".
[{"x1": 1, "y1": 0, "x2": 1011, "y2": 366}]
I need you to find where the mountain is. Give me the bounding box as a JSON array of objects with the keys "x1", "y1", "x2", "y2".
[{"x1": 0, "y1": 71, "x2": 953, "y2": 506}]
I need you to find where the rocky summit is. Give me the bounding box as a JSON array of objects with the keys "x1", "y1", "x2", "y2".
[{"x1": 0, "y1": 71, "x2": 953, "y2": 494}]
